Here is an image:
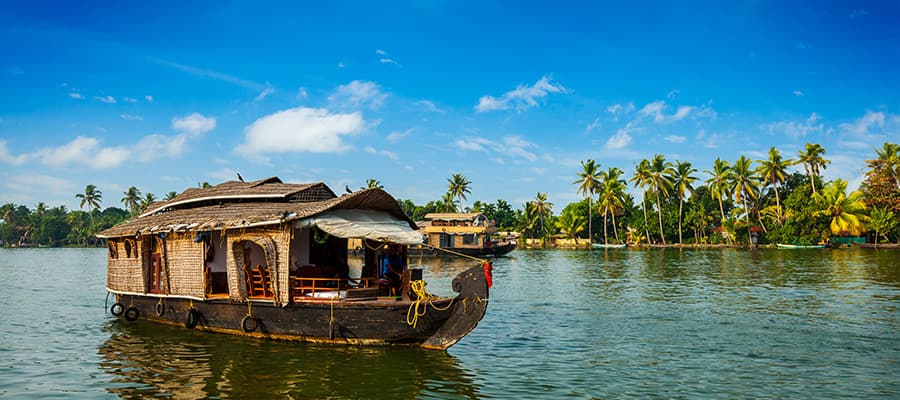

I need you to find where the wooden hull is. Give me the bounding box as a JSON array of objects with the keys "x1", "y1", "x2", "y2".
[
  {"x1": 776, "y1": 244, "x2": 826, "y2": 249},
  {"x1": 110, "y1": 264, "x2": 489, "y2": 350},
  {"x1": 850, "y1": 242, "x2": 900, "y2": 249},
  {"x1": 407, "y1": 242, "x2": 517, "y2": 257}
]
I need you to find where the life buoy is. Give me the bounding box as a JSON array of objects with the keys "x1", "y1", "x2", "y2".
[
  {"x1": 110, "y1": 302, "x2": 125, "y2": 316},
  {"x1": 241, "y1": 315, "x2": 258, "y2": 333},
  {"x1": 124, "y1": 306, "x2": 140, "y2": 321},
  {"x1": 155, "y1": 301, "x2": 165, "y2": 317},
  {"x1": 184, "y1": 308, "x2": 199, "y2": 329},
  {"x1": 483, "y1": 261, "x2": 493, "y2": 288}
]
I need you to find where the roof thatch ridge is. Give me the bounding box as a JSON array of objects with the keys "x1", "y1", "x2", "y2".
[{"x1": 250, "y1": 176, "x2": 283, "y2": 187}]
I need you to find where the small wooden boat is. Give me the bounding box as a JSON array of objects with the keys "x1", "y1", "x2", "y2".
[
  {"x1": 776, "y1": 243, "x2": 826, "y2": 249},
  {"x1": 592, "y1": 243, "x2": 626, "y2": 249},
  {"x1": 98, "y1": 177, "x2": 491, "y2": 350}
]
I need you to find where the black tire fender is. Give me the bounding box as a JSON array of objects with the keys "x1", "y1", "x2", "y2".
[
  {"x1": 110, "y1": 302, "x2": 125, "y2": 316},
  {"x1": 124, "y1": 306, "x2": 140, "y2": 322},
  {"x1": 155, "y1": 301, "x2": 165, "y2": 317},
  {"x1": 184, "y1": 308, "x2": 199, "y2": 329},
  {"x1": 241, "y1": 315, "x2": 258, "y2": 333}
]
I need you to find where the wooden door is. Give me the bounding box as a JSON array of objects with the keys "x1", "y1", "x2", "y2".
[{"x1": 149, "y1": 253, "x2": 164, "y2": 293}]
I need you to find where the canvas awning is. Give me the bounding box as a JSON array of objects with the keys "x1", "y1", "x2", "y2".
[{"x1": 295, "y1": 209, "x2": 423, "y2": 245}]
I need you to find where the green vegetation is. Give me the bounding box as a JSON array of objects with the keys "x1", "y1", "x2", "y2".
[{"x1": 2, "y1": 142, "x2": 898, "y2": 248}]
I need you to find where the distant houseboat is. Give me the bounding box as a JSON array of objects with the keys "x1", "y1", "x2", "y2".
[
  {"x1": 411, "y1": 213, "x2": 516, "y2": 257},
  {"x1": 98, "y1": 177, "x2": 491, "y2": 350}
]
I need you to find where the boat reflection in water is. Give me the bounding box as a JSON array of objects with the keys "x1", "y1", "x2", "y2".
[{"x1": 98, "y1": 321, "x2": 481, "y2": 399}]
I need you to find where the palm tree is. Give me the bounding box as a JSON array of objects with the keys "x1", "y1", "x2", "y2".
[
  {"x1": 198, "y1": 182, "x2": 212, "y2": 189},
  {"x1": 555, "y1": 210, "x2": 586, "y2": 245},
  {"x1": 797, "y1": 143, "x2": 830, "y2": 195},
  {"x1": 868, "y1": 207, "x2": 897, "y2": 247},
  {"x1": 672, "y1": 161, "x2": 698, "y2": 244},
  {"x1": 598, "y1": 167, "x2": 626, "y2": 244},
  {"x1": 648, "y1": 154, "x2": 674, "y2": 244},
  {"x1": 364, "y1": 178, "x2": 384, "y2": 189},
  {"x1": 531, "y1": 192, "x2": 553, "y2": 241},
  {"x1": 874, "y1": 142, "x2": 900, "y2": 189},
  {"x1": 75, "y1": 184, "x2": 103, "y2": 225},
  {"x1": 813, "y1": 179, "x2": 868, "y2": 237},
  {"x1": 438, "y1": 192, "x2": 456, "y2": 213},
  {"x1": 140, "y1": 193, "x2": 157, "y2": 213},
  {"x1": 164, "y1": 191, "x2": 178, "y2": 201},
  {"x1": 447, "y1": 174, "x2": 472, "y2": 212},
  {"x1": 121, "y1": 186, "x2": 142, "y2": 214},
  {"x1": 755, "y1": 147, "x2": 793, "y2": 224},
  {"x1": 729, "y1": 155, "x2": 759, "y2": 245},
  {"x1": 574, "y1": 159, "x2": 601, "y2": 244},
  {"x1": 629, "y1": 159, "x2": 653, "y2": 243},
  {"x1": 705, "y1": 158, "x2": 731, "y2": 225}
]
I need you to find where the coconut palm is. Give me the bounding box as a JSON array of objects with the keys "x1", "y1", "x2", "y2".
[
  {"x1": 813, "y1": 179, "x2": 868, "y2": 237},
  {"x1": 797, "y1": 143, "x2": 830, "y2": 195},
  {"x1": 447, "y1": 174, "x2": 472, "y2": 211},
  {"x1": 573, "y1": 159, "x2": 601, "y2": 244},
  {"x1": 364, "y1": 178, "x2": 383, "y2": 189},
  {"x1": 705, "y1": 158, "x2": 731, "y2": 225},
  {"x1": 531, "y1": 192, "x2": 553, "y2": 241},
  {"x1": 75, "y1": 184, "x2": 103, "y2": 224},
  {"x1": 868, "y1": 207, "x2": 897, "y2": 247},
  {"x1": 648, "y1": 154, "x2": 674, "y2": 244},
  {"x1": 437, "y1": 192, "x2": 456, "y2": 213},
  {"x1": 629, "y1": 159, "x2": 653, "y2": 243},
  {"x1": 755, "y1": 147, "x2": 793, "y2": 224},
  {"x1": 164, "y1": 191, "x2": 178, "y2": 201},
  {"x1": 140, "y1": 193, "x2": 157, "y2": 213},
  {"x1": 555, "y1": 210, "x2": 586, "y2": 245},
  {"x1": 672, "y1": 161, "x2": 698, "y2": 244},
  {"x1": 874, "y1": 142, "x2": 900, "y2": 189},
  {"x1": 729, "y1": 155, "x2": 759, "y2": 245},
  {"x1": 598, "y1": 167, "x2": 626, "y2": 244},
  {"x1": 121, "y1": 186, "x2": 142, "y2": 214}
]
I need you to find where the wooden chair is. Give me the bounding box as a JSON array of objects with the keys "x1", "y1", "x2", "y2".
[{"x1": 245, "y1": 264, "x2": 274, "y2": 298}]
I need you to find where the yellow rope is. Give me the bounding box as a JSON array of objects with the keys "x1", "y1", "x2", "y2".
[
  {"x1": 406, "y1": 280, "x2": 454, "y2": 328},
  {"x1": 246, "y1": 299, "x2": 253, "y2": 317},
  {"x1": 421, "y1": 243, "x2": 488, "y2": 263}
]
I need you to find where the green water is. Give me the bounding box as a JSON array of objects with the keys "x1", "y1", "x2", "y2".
[{"x1": 0, "y1": 248, "x2": 897, "y2": 399}]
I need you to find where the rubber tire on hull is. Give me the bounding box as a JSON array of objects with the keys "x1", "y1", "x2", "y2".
[
  {"x1": 110, "y1": 302, "x2": 125, "y2": 316},
  {"x1": 124, "y1": 306, "x2": 140, "y2": 321},
  {"x1": 155, "y1": 302, "x2": 165, "y2": 317},
  {"x1": 241, "y1": 315, "x2": 258, "y2": 333},
  {"x1": 184, "y1": 309, "x2": 199, "y2": 329}
]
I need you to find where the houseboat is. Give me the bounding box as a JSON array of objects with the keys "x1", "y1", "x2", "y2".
[
  {"x1": 98, "y1": 177, "x2": 491, "y2": 350},
  {"x1": 411, "y1": 213, "x2": 516, "y2": 257}
]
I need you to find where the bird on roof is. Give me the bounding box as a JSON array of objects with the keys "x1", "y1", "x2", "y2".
[
  {"x1": 237, "y1": 173, "x2": 244, "y2": 182},
  {"x1": 345, "y1": 185, "x2": 352, "y2": 194}
]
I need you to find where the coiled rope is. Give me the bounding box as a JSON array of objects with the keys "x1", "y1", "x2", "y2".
[{"x1": 406, "y1": 280, "x2": 454, "y2": 328}]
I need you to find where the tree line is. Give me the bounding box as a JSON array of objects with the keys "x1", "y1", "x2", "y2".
[{"x1": 1, "y1": 143, "x2": 897, "y2": 247}]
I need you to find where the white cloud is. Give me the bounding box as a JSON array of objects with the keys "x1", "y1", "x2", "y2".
[
  {"x1": 297, "y1": 87, "x2": 308, "y2": 99},
  {"x1": 35, "y1": 136, "x2": 130, "y2": 169},
  {"x1": 254, "y1": 86, "x2": 276, "y2": 102},
  {"x1": 172, "y1": 113, "x2": 216, "y2": 136},
  {"x1": 839, "y1": 110, "x2": 885, "y2": 135},
  {"x1": 120, "y1": 113, "x2": 143, "y2": 121},
  {"x1": 664, "y1": 135, "x2": 686, "y2": 143},
  {"x1": 123, "y1": 97, "x2": 138, "y2": 103},
  {"x1": 415, "y1": 100, "x2": 444, "y2": 113},
  {"x1": 68, "y1": 92, "x2": 84, "y2": 100},
  {"x1": 95, "y1": 95, "x2": 116, "y2": 104},
  {"x1": 605, "y1": 129, "x2": 632, "y2": 149},
  {"x1": 607, "y1": 102, "x2": 635, "y2": 115},
  {"x1": 156, "y1": 59, "x2": 263, "y2": 90},
  {"x1": 793, "y1": 90, "x2": 804, "y2": 97},
  {"x1": 364, "y1": 146, "x2": 377, "y2": 154},
  {"x1": 380, "y1": 58, "x2": 399, "y2": 65},
  {"x1": 585, "y1": 118, "x2": 601, "y2": 133},
  {"x1": 452, "y1": 135, "x2": 538, "y2": 161},
  {"x1": 236, "y1": 107, "x2": 366, "y2": 159},
  {"x1": 375, "y1": 49, "x2": 387, "y2": 56},
  {"x1": 134, "y1": 134, "x2": 189, "y2": 162},
  {"x1": 639, "y1": 101, "x2": 666, "y2": 122},
  {"x1": 667, "y1": 89, "x2": 680, "y2": 99},
  {"x1": 328, "y1": 80, "x2": 388, "y2": 109},
  {"x1": 0, "y1": 140, "x2": 28, "y2": 165},
  {"x1": 475, "y1": 76, "x2": 569, "y2": 113},
  {"x1": 337, "y1": 61, "x2": 345, "y2": 68},
  {"x1": 145, "y1": 95, "x2": 154, "y2": 102},
  {"x1": 386, "y1": 128, "x2": 413, "y2": 142},
  {"x1": 763, "y1": 112, "x2": 824, "y2": 138},
  {"x1": 672, "y1": 106, "x2": 693, "y2": 121}
]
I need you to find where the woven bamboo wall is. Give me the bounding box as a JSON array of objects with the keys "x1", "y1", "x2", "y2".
[
  {"x1": 225, "y1": 226, "x2": 291, "y2": 305},
  {"x1": 164, "y1": 233, "x2": 204, "y2": 298},
  {"x1": 106, "y1": 238, "x2": 146, "y2": 292}
]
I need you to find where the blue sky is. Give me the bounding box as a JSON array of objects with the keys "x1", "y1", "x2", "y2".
[{"x1": 1, "y1": 1, "x2": 898, "y2": 212}]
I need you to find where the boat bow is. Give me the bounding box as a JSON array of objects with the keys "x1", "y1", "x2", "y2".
[{"x1": 421, "y1": 263, "x2": 490, "y2": 349}]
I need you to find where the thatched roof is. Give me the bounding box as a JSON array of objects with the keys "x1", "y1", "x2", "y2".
[
  {"x1": 98, "y1": 180, "x2": 412, "y2": 238},
  {"x1": 138, "y1": 177, "x2": 336, "y2": 217},
  {"x1": 424, "y1": 213, "x2": 484, "y2": 221}
]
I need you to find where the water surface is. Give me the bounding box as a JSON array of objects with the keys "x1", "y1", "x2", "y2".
[{"x1": 0, "y1": 248, "x2": 897, "y2": 398}]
